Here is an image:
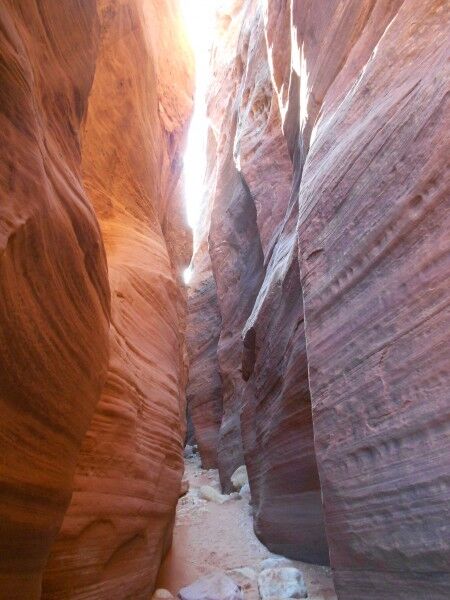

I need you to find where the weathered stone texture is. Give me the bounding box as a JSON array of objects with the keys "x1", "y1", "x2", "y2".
[
  {"x1": 0, "y1": 2, "x2": 109, "y2": 597},
  {"x1": 42, "y1": 2, "x2": 193, "y2": 598},
  {"x1": 0, "y1": 1, "x2": 193, "y2": 599}
]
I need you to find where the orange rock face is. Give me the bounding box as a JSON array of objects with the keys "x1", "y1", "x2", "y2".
[
  {"x1": 42, "y1": 2, "x2": 194, "y2": 599},
  {"x1": 0, "y1": 2, "x2": 109, "y2": 598},
  {"x1": 1, "y1": 0, "x2": 193, "y2": 598}
]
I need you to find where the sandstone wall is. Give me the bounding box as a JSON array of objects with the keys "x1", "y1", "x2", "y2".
[
  {"x1": 0, "y1": 1, "x2": 193, "y2": 599},
  {"x1": 187, "y1": 0, "x2": 329, "y2": 562},
  {"x1": 187, "y1": 0, "x2": 450, "y2": 595},
  {"x1": 294, "y1": 1, "x2": 450, "y2": 597},
  {"x1": 42, "y1": 1, "x2": 193, "y2": 598},
  {"x1": 186, "y1": 128, "x2": 223, "y2": 469},
  {"x1": 0, "y1": 2, "x2": 109, "y2": 598}
]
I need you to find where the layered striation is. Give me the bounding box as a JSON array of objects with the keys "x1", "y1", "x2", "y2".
[
  {"x1": 0, "y1": 2, "x2": 109, "y2": 598},
  {"x1": 187, "y1": 0, "x2": 450, "y2": 596},
  {"x1": 42, "y1": 1, "x2": 194, "y2": 598},
  {"x1": 294, "y1": 1, "x2": 450, "y2": 597},
  {"x1": 1, "y1": 0, "x2": 193, "y2": 599},
  {"x1": 187, "y1": 0, "x2": 329, "y2": 562}
]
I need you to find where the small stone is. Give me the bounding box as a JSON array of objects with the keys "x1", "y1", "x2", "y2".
[
  {"x1": 228, "y1": 567, "x2": 258, "y2": 596},
  {"x1": 198, "y1": 485, "x2": 229, "y2": 504},
  {"x1": 152, "y1": 589, "x2": 174, "y2": 599},
  {"x1": 178, "y1": 572, "x2": 243, "y2": 600},
  {"x1": 230, "y1": 465, "x2": 248, "y2": 491},
  {"x1": 257, "y1": 567, "x2": 307, "y2": 599},
  {"x1": 179, "y1": 479, "x2": 189, "y2": 497}
]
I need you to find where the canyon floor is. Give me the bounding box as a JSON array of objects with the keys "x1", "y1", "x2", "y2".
[{"x1": 156, "y1": 454, "x2": 337, "y2": 599}]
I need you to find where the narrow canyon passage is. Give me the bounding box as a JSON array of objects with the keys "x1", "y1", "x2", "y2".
[
  {"x1": 0, "y1": 1, "x2": 449, "y2": 600},
  {"x1": 155, "y1": 454, "x2": 336, "y2": 600}
]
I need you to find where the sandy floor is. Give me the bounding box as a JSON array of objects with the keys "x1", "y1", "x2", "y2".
[{"x1": 156, "y1": 455, "x2": 337, "y2": 599}]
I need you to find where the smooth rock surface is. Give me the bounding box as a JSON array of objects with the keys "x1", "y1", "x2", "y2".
[
  {"x1": 290, "y1": 0, "x2": 450, "y2": 597},
  {"x1": 187, "y1": 0, "x2": 329, "y2": 563},
  {"x1": 41, "y1": 1, "x2": 194, "y2": 598},
  {"x1": 187, "y1": 0, "x2": 450, "y2": 597},
  {"x1": 0, "y1": 2, "x2": 109, "y2": 598}
]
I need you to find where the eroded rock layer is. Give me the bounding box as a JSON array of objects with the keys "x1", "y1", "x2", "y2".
[
  {"x1": 1, "y1": 0, "x2": 193, "y2": 599},
  {"x1": 187, "y1": 0, "x2": 450, "y2": 595},
  {"x1": 187, "y1": 0, "x2": 328, "y2": 561},
  {"x1": 42, "y1": 1, "x2": 193, "y2": 598},
  {"x1": 294, "y1": 1, "x2": 450, "y2": 597},
  {"x1": 0, "y1": 2, "x2": 109, "y2": 598}
]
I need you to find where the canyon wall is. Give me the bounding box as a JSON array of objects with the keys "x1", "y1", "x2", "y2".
[
  {"x1": 293, "y1": 1, "x2": 450, "y2": 598},
  {"x1": 187, "y1": 0, "x2": 450, "y2": 596},
  {"x1": 42, "y1": 1, "x2": 193, "y2": 598},
  {"x1": 187, "y1": 0, "x2": 329, "y2": 562},
  {"x1": 0, "y1": 2, "x2": 109, "y2": 598},
  {"x1": 1, "y1": 1, "x2": 193, "y2": 599}
]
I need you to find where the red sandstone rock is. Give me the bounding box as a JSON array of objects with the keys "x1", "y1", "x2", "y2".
[
  {"x1": 0, "y1": 2, "x2": 110, "y2": 598},
  {"x1": 41, "y1": 2, "x2": 193, "y2": 599},
  {"x1": 188, "y1": 0, "x2": 265, "y2": 488},
  {"x1": 188, "y1": 0, "x2": 328, "y2": 562},
  {"x1": 188, "y1": 1, "x2": 449, "y2": 596},
  {"x1": 240, "y1": 198, "x2": 328, "y2": 564},
  {"x1": 294, "y1": 0, "x2": 450, "y2": 597}
]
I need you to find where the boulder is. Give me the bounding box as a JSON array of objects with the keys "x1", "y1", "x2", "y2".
[
  {"x1": 198, "y1": 486, "x2": 235, "y2": 504},
  {"x1": 180, "y1": 479, "x2": 190, "y2": 497},
  {"x1": 230, "y1": 465, "x2": 249, "y2": 491},
  {"x1": 178, "y1": 572, "x2": 243, "y2": 600},
  {"x1": 257, "y1": 567, "x2": 307, "y2": 599}
]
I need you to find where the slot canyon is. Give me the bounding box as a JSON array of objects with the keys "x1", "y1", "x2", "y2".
[{"x1": 0, "y1": 0, "x2": 449, "y2": 599}]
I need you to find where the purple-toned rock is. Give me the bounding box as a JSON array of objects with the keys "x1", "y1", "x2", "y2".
[
  {"x1": 187, "y1": 0, "x2": 329, "y2": 562},
  {"x1": 293, "y1": 0, "x2": 450, "y2": 597}
]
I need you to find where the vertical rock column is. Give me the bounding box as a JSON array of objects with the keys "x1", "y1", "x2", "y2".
[
  {"x1": 236, "y1": 0, "x2": 328, "y2": 564},
  {"x1": 0, "y1": 1, "x2": 110, "y2": 598},
  {"x1": 186, "y1": 3, "x2": 329, "y2": 565},
  {"x1": 42, "y1": 1, "x2": 194, "y2": 598}
]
